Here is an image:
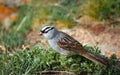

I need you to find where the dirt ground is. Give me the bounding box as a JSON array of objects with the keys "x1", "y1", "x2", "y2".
[{"x1": 70, "y1": 24, "x2": 120, "y2": 59}]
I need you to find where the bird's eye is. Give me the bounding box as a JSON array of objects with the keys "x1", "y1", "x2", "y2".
[{"x1": 40, "y1": 30, "x2": 48, "y2": 33}]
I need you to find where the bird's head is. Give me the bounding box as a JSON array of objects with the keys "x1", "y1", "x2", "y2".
[{"x1": 39, "y1": 26, "x2": 58, "y2": 39}]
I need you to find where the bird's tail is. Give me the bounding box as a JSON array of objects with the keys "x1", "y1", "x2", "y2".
[{"x1": 82, "y1": 51, "x2": 108, "y2": 66}]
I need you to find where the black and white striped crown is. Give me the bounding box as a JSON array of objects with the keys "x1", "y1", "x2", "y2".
[{"x1": 41, "y1": 26, "x2": 54, "y2": 33}]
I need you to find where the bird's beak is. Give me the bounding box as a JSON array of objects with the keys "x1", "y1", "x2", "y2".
[{"x1": 38, "y1": 32, "x2": 43, "y2": 36}]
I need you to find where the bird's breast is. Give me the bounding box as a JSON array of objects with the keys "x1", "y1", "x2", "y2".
[{"x1": 48, "y1": 39, "x2": 72, "y2": 56}]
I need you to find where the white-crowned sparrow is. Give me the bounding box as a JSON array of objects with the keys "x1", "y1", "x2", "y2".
[{"x1": 39, "y1": 26, "x2": 108, "y2": 66}]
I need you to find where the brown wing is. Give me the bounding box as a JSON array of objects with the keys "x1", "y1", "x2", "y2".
[{"x1": 57, "y1": 32, "x2": 86, "y2": 54}]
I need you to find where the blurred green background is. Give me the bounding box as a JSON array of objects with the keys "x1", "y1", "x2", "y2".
[{"x1": 0, "y1": 0, "x2": 120, "y2": 75}]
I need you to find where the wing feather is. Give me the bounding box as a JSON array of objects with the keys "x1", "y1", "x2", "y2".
[{"x1": 57, "y1": 32, "x2": 86, "y2": 54}]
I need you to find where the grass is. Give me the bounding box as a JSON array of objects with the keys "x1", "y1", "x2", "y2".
[
  {"x1": 0, "y1": 44, "x2": 120, "y2": 75},
  {"x1": 0, "y1": 45, "x2": 101, "y2": 75},
  {"x1": 80, "y1": 0, "x2": 120, "y2": 20},
  {"x1": 31, "y1": 0, "x2": 83, "y2": 27},
  {"x1": 31, "y1": 0, "x2": 120, "y2": 27},
  {"x1": 0, "y1": 5, "x2": 35, "y2": 52}
]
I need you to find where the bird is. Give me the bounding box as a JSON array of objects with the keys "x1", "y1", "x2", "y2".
[{"x1": 39, "y1": 25, "x2": 108, "y2": 66}]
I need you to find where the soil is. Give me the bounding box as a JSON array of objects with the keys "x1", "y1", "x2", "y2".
[{"x1": 70, "y1": 24, "x2": 120, "y2": 59}]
